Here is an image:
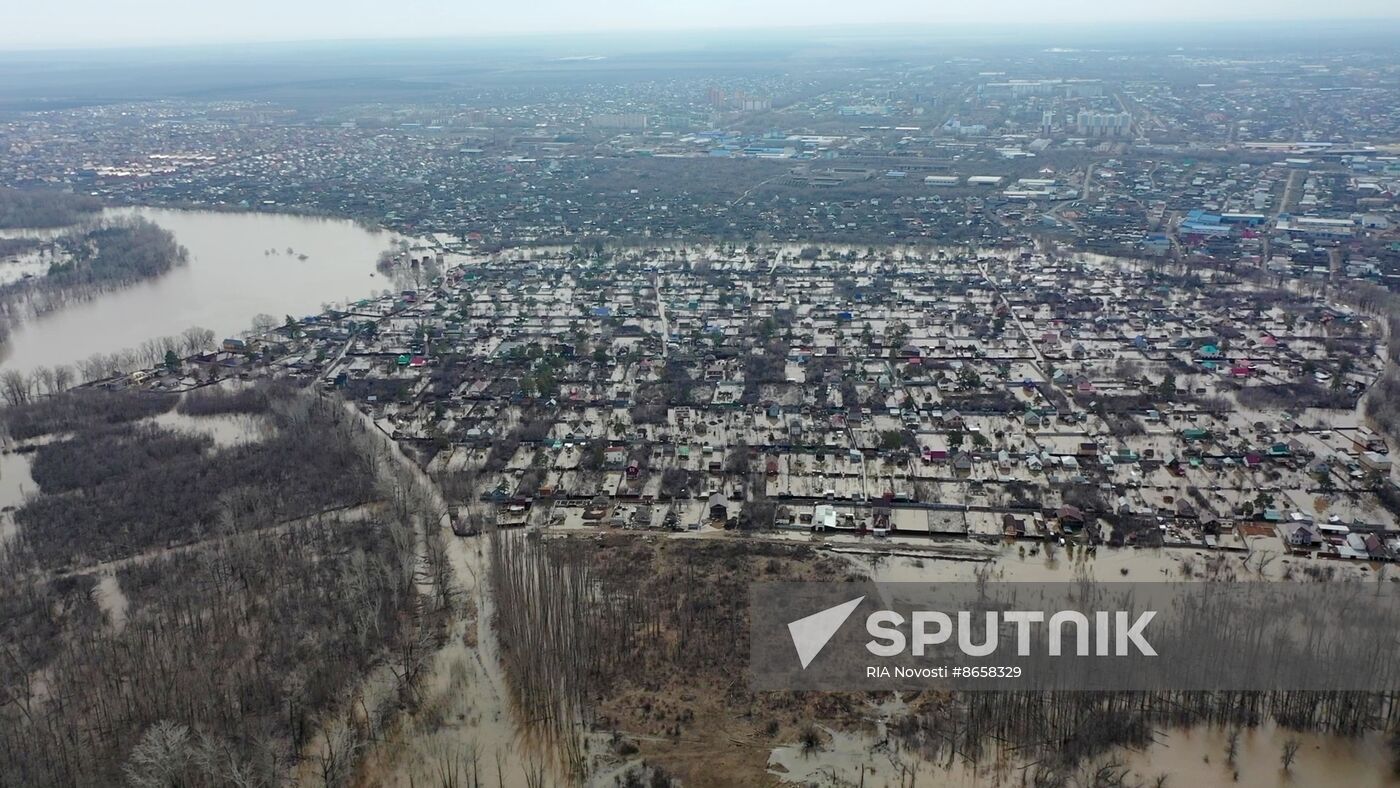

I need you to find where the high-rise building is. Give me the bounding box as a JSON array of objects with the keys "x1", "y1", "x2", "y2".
[{"x1": 1075, "y1": 110, "x2": 1132, "y2": 138}]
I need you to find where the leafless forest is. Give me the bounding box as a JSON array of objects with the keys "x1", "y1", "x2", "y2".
[
  {"x1": 488, "y1": 532, "x2": 865, "y2": 785},
  {"x1": 0, "y1": 218, "x2": 188, "y2": 350},
  {"x1": 0, "y1": 187, "x2": 102, "y2": 230},
  {"x1": 0, "y1": 384, "x2": 453, "y2": 786},
  {"x1": 487, "y1": 533, "x2": 1400, "y2": 786},
  {"x1": 7, "y1": 386, "x2": 377, "y2": 570}
]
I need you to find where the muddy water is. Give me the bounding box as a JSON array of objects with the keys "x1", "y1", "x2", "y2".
[
  {"x1": 857, "y1": 542, "x2": 1195, "y2": 583},
  {"x1": 767, "y1": 548, "x2": 1396, "y2": 786},
  {"x1": 0, "y1": 445, "x2": 35, "y2": 547},
  {"x1": 0, "y1": 207, "x2": 404, "y2": 375},
  {"x1": 771, "y1": 715, "x2": 1399, "y2": 787},
  {"x1": 1119, "y1": 725, "x2": 1398, "y2": 788},
  {"x1": 340, "y1": 403, "x2": 549, "y2": 788}
]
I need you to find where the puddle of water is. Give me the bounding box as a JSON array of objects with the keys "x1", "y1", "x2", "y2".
[
  {"x1": 92, "y1": 573, "x2": 129, "y2": 634},
  {"x1": 768, "y1": 695, "x2": 921, "y2": 786},
  {"x1": 146, "y1": 409, "x2": 272, "y2": 448},
  {"x1": 0, "y1": 446, "x2": 36, "y2": 548},
  {"x1": 0, "y1": 446, "x2": 36, "y2": 509},
  {"x1": 770, "y1": 726, "x2": 920, "y2": 786}
]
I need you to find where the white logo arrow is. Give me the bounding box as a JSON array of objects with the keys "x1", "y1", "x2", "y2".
[{"x1": 788, "y1": 596, "x2": 865, "y2": 669}]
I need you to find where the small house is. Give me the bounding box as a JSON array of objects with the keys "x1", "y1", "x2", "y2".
[
  {"x1": 1285, "y1": 522, "x2": 1320, "y2": 547},
  {"x1": 707, "y1": 493, "x2": 729, "y2": 522}
]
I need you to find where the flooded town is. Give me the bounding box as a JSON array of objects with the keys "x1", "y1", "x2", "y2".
[
  {"x1": 61, "y1": 238, "x2": 1400, "y2": 565},
  {"x1": 4, "y1": 9, "x2": 1400, "y2": 788}
]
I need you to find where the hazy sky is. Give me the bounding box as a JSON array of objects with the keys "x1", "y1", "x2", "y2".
[{"x1": 7, "y1": 0, "x2": 1400, "y2": 49}]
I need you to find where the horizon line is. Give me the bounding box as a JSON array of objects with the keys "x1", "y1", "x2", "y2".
[{"x1": 4, "y1": 16, "x2": 1400, "y2": 55}]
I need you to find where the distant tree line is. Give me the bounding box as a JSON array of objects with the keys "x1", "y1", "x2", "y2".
[
  {"x1": 0, "y1": 186, "x2": 102, "y2": 229},
  {"x1": 0, "y1": 326, "x2": 216, "y2": 407},
  {"x1": 45, "y1": 219, "x2": 187, "y2": 288},
  {"x1": 0, "y1": 219, "x2": 188, "y2": 347},
  {"x1": 0, "y1": 237, "x2": 40, "y2": 257},
  {"x1": 0, "y1": 388, "x2": 177, "y2": 439},
  {"x1": 175, "y1": 385, "x2": 272, "y2": 417}
]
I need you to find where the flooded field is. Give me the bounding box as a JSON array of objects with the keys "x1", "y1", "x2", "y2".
[
  {"x1": 757, "y1": 540, "x2": 1395, "y2": 787},
  {"x1": 147, "y1": 408, "x2": 274, "y2": 448},
  {"x1": 1119, "y1": 725, "x2": 1399, "y2": 788},
  {"x1": 769, "y1": 699, "x2": 1400, "y2": 787},
  {"x1": 0, "y1": 207, "x2": 404, "y2": 375}
]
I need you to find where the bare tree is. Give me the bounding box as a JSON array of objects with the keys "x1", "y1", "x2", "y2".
[
  {"x1": 315, "y1": 714, "x2": 363, "y2": 788},
  {"x1": 51, "y1": 364, "x2": 74, "y2": 393},
  {"x1": 123, "y1": 721, "x2": 192, "y2": 788},
  {"x1": 1251, "y1": 549, "x2": 1279, "y2": 576},
  {"x1": 1281, "y1": 737, "x2": 1301, "y2": 772},
  {"x1": 181, "y1": 325, "x2": 215, "y2": 355},
  {"x1": 249, "y1": 313, "x2": 278, "y2": 337},
  {"x1": 30, "y1": 366, "x2": 55, "y2": 396},
  {"x1": 0, "y1": 369, "x2": 31, "y2": 405}
]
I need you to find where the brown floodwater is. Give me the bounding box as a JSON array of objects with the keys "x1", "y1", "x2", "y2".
[
  {"x1": 771, "y1": 709, "x2": 1399, "y2": 787},
  {"x1": 767, "y1": 551, "x2": 1395, "y2": 786},
  {"x1": 0, "y1": 207, "x2": 403, "y2": 375}
]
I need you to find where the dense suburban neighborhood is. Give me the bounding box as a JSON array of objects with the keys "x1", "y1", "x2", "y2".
[{"x1": 104, "y1": 239, "x2": 1400, "y2": 568}]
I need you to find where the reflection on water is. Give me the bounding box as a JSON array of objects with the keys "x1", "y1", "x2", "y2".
[
  {"x1": 771, "y1": 720, "x2": 1400, "y2": 787},
  {"x1": 1121, "y1": 725, "x2": 1399, "y2": 788},
  {"x1": 147, "y1": 409, "x2": 273, "y2": 448},
  {"x1": 0, "y1": 207, "x2": 404, "y2": 375}
]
